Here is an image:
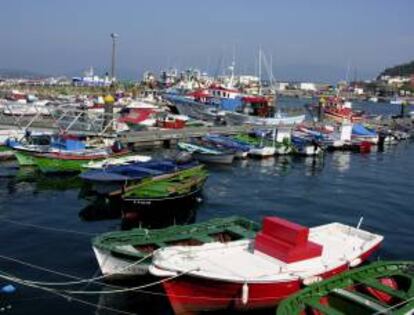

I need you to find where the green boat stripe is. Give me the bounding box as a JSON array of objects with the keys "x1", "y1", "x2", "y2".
[
  {"x1": 397, "y1": 301, "x2": 414, "y2": 315},
  {"x1": 305, "y1": 298, "x2": 345, "y2": 315},
  {"x1": 359, "y1": 278, "x2": 408, "y2": 300},
  {"x1": 194, "y1": 235, "x2": 215, "y2": 243},
  {"x1": 332, "y1": 288, "x2": 388, "y2": 312},
  {"x1": 277, "y1": 262, "x2": 414, "y2": 315}
]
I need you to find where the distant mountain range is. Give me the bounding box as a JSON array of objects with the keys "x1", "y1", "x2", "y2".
[
  {"x1": 379, "y1": 60, "x2": 414, "y2": 78},
  {"x1": 0, "y1": 67, "x2": 139, "y2": 81},
  {"x1": 0, "y1": 68, "x2": 49, "y2": 79},
  {"x1": 2, "y1": 61, "x2": 413, "y2": 83}
]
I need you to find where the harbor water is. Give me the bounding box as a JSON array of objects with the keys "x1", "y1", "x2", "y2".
[{"x1": 0, "y1": 100, "x2": 413, "y2": 314}]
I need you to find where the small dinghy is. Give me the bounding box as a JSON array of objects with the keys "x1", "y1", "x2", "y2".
[
  {"x1": 150, "y1": 216, "x2": 383, "y2": 313},
  {"x1": 92, "y1": 216, "x2": 259, "y2": 278},
  {"x1": 203, "y1": 134, "x2": 251, "y2": 159},
  {"x1": 277, "y1": 261, "x2": 414, "y2": 315},
  {"x1": 178, "y1": 142, "x2": 235, "y2": 165}
]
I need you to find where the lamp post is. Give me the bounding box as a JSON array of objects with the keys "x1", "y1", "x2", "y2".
[
  {"x1": 104, "y1": 33, "x2": 118, "y2": 133},
  {"x1": 110, "y1": 33, "x2": 119, "y2": 82}
]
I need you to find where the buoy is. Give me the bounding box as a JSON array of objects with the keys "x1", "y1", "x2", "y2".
[
  {"x1": 302, "y1": 276, "x2": 323, "y2": 286},
  {"x1": 0, "y1": 285, "x2": 16, "y2": 294},
  {"x1": 241, "y1": 282, "x2": 249, "y2": 305},
  {"x1": 349, "y1": 258, "x2": 362, "y2": 267},
  {"x1": 104, "y1": 95, "x2": 115, "y2": 104}
]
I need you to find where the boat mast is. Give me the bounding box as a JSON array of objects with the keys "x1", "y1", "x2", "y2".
[
  {"x1": 258, "y1": 47, "x2": 262, "y2": 95},
  {"x1": 228, "y1": 46, "x2": 236, "y2": 89}
]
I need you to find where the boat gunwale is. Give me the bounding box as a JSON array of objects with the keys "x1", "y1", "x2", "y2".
[{"x1": 276, "y1": 261, "x2": 414, "y2": 315}]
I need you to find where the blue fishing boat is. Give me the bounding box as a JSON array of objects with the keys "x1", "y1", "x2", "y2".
[
  {"x1": 80, "y1": 159, "x2": 200, "y2": 195},
  {"x1": 352, "y1": 123, "x2": 379, "y2": 144}
]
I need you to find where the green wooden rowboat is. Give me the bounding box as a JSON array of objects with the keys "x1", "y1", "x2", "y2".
[
  {"x1": 277, "y1": 261, "x2": 414, "y2": 315},
  {"x1": 121, "y1": 165, "x2": 208, "y2": 215},
  {"x1": 33, "y1": 150, "x2": 128, "y2": 173},
  {"x1": 92, "y1": 216, "x2": 260, "y2": 277},
  {"x1": 122, "y1": 165, "x2": 208, "y2": 199}
]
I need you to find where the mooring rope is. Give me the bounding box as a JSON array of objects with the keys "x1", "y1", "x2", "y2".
[
  {"x1": 372, "y1": 295, "x2": 414, "y2": 315},
  {"x1": 0, "y1": 267, "x2": 197, "y2": 295},
  {"x1": 0, "y1": 217, "x2": 96, "y2": 236},
  {"x1": 0, "y1": 271, "x2": 137, "y2": 315},
  {"x1": 0, "y1": 253, "x2": 153, "y2": 286}
]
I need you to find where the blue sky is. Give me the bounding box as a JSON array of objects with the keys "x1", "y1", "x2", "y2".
[{"x1": 1, "y1": 0, "x2": 413, "y2": 82}]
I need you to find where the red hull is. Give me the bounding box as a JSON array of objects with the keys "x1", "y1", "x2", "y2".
[
  {"x1": 323, "y1": 106, "x2": 363, "y2": 123},
  {"x1": 161, "y1": 244, "x2": 381, "y2": 314}
]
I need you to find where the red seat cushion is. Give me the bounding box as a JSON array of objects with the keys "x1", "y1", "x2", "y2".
[{"x1": 254, "y1": 217, "x2": 322, "y2": 263}]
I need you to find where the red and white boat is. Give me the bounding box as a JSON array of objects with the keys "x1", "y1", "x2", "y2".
[
  {"x1": 322, "y1": 98, "x2": 364, "y2": 123},
  {"x1": 324, "y1": 106, "x2": 364, "y2": 123},
  {"x1": 157, "y1": 114, "x2": 188, "y2": 129},
  {"x1": 150, "y1": 216, "x2": 383, "y2": 314}
]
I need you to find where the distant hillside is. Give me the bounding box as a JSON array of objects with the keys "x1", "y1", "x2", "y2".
[
  {"x1": 379, "y1": 60, "x2": 414, "y2": 77},
  {"x1": 0, "y1": 68, "x2": 47, "y2": 79}
]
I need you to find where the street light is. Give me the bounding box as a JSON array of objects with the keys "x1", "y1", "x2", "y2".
[{"x1": 110, "y1": 33, "x2": 119, "y2": 82}]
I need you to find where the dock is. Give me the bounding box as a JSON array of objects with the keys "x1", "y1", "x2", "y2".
[{"x1": 119, "y1": 125, "x2": 249, "y2": 147}]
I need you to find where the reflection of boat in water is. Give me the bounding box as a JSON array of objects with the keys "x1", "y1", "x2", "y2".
[
  {"x1": 78, "y1": 194, "x2": 198, "y2": 230},
  {"x1": 78, "y1": 195, "x2": 123, "y2": 222},
  {"x1": 10, "y1": 167, "x2": 82, "y2": 192},
  {"x1": 332, "y1": 151, "x2": 351, "y2": 172},
  {"x1": 96, "y1": 284, "x2": 171, "y2": 315},
  {"x1": 120, "y1": 197, "x2": 199, "y2": 230}
]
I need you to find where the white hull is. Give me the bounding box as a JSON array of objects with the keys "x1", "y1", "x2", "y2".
[
  {"x1": 235, "y1": 151, "x2": 248, "y2": 159},
  {"x1": 225, "y1": 112, "x2": 305, "y2": 126},
  {"x1": 0, "y1": 129, "x2": 25, "y2": 145},
  {"x1": 3, "y1": 103, "x2": 51, "y2": 116},
  {"x1": 249, "y1": 147, "x2": 276, "y2": 157},
  {"x1": 92, "y1": 247, "x2": 149, "y2": 276},
  {"x1": 150, "y1": 222, "x2": 383, "y2": 283},
  {"x1": 192, "y1": 152, "x2": 235, "y2": 164}
]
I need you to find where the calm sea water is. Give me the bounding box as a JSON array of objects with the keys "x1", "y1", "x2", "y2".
[{"x1": 0, "y1": 100, "x2": 413, "y2": 314}]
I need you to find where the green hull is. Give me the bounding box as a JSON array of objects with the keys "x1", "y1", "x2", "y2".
[
  {"x1": 277, "y1": 261, "x2": 414, "y2": 315},
  {"x1": 15, "y1": 151, "x2": 37, "y2": 166},
  {"x1": 0, "y1": 145, "x2": 11, "y2": 152},
  {"x1": 93, "y1": 216, "x2": 260, "y2": 263},
  {"x1": 123, "y1": 165, "x2": 208, "y2": 199},
  {"x1": 35, "y1": 155, "x2": 100, "y2": 173}
]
